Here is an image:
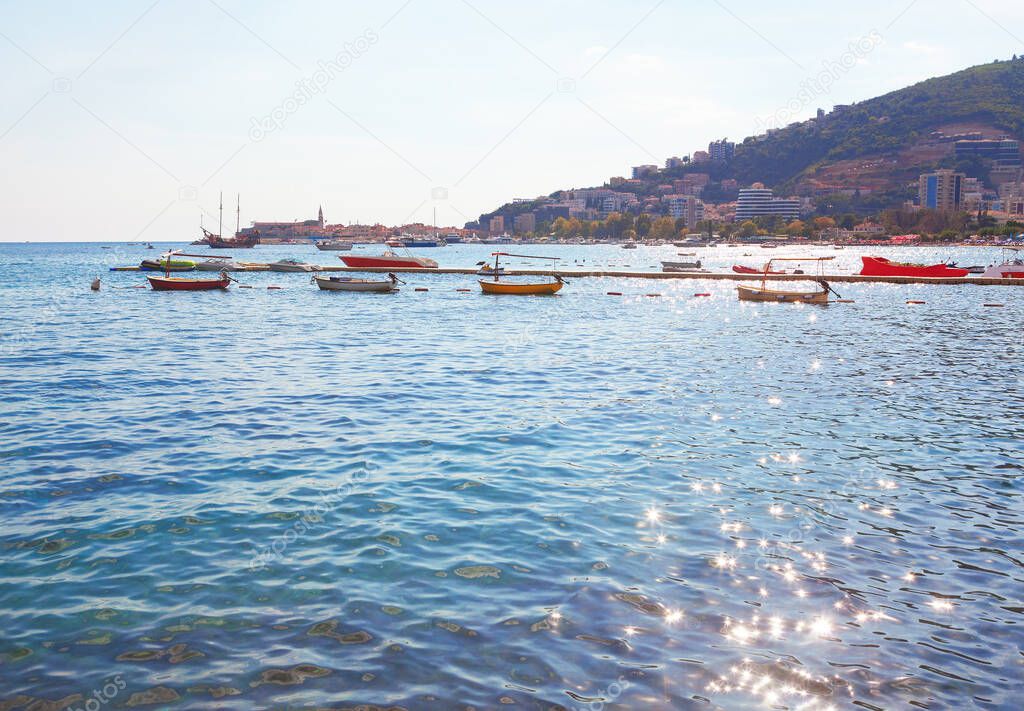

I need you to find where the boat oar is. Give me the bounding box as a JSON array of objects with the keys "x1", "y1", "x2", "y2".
[
  {"x1": 818, "y1": 279, "x2": 841, "y2": 299},
  {"x1": 554, "y1": 274, "x2": 569, "y2": 284}
]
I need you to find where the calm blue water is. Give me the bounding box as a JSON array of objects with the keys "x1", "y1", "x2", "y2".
[{"x1": 1, "y1": 242, "x2": 1022, "y2": 710}]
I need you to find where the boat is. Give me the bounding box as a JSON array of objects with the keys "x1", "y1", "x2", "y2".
[
  {"x1": 145, "y1": 251, "x2": 237, "y2": 291},
  {"x1": 198, "y1": 193, "x2": 260, "y2": 248},
  {"x1": 174, "y1": 253, "x2": 245, "y2": 271},
  {"x1": 736, "y1": 257, "x2": 838, "y2": 305},
  {"x1": 733, "y1": 264, "x2": 784, "y2": 275},
  {"x1": 860, "y1": 256, "x2": 969, "y2": 278},
  {"x1": 621, "y1": 242, "x2": 638, "y2": 249},
  {"x1": 313, "y1": 274, "x2": 401, "y2": 292},
  {"x1": 268, "y1": 259, "x2": 318, "y2": 272},
  {"x1": 477, "y1": 264, "x2": 506, "y2": 276},
  {"x1": 662, "y1": 260, "x2": 702, "y2": 272},
  {"x1": 148, "y1": 274, "x2": 233, "y2": 291},
  {"x1": 478, "y1": 252, "x2": 565, "y2": 295},
  {"x1": 140, "y1": 258, "x2": 195, "y2": 272},
  {"x1": 980, "y1": 248, "x2": 1024, "y2": 278},
  {"x1": 340, "y1": 250, "x2": 438, "y2": 269},
  {"x1": 315, "y1": 240, "x2": 354, "y2": 251}
]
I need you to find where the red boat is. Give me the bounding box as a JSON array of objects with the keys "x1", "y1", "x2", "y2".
[
  {"x1": 147, "y1": 274, "x2": 232, "y2": 291},
  {"x1": 860, "y1": 256, "x2": 968, "y2": 278},
  {"x1": 340, "y1": 251, "x2": 438, "y2": 269},
  {"x1": 733, "y1": 264, "x2": 784, "y2": 275}
]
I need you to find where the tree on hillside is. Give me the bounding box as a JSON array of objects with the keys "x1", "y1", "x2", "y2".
[{"x1": 650, "y1": 217, "x2": 677, "y2": 241}]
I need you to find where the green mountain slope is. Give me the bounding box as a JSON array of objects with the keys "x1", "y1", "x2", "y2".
[{"x1": 730, "y1": 58, "x2": 1024, "y2": 188}]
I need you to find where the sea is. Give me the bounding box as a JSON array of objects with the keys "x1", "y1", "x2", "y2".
[{"x1": 0, "y1": 241, "x2": 1022, "y2": 710}]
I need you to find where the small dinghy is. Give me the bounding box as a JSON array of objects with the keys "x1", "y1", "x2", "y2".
[{"x1": 313, "y1": 273, "x2": 401, "y2": 292}]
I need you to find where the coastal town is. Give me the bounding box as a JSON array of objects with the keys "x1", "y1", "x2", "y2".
[{"x1": 239, "y1": 133, "x2": 1024, "y2": 248}]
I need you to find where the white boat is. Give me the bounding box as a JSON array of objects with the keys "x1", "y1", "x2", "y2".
[
  {"x1": 313, "y1": 274, "x2": 400, "y2": 292},
  {"x1": 980, "y1": 248, "x2": 1024, "y2": 278},
  {"x1": 316, "y1": 240, "x2": 354, "y2": 251},
  {"x1": 268, "y1": 259, "x2": 318, "y2": 272},
  {"x1": 195, "y1": 260, "x2": 244, "y2": 272}
]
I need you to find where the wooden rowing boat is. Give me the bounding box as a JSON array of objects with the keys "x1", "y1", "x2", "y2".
[
  {"x1": 313, "y1": 274, "x2": 399, "y2": 292},
  {"x1": 479, "y1": 279, "x2": 563, "y2": 295},
  {"x1": 477, "y1": 252, "x2": 566, "y2": 295},
  {"x1": 736, "y1": 284, "x2": 828, "y2": 304},
  {"x1": 735, "y1": 256, "x2": 838, "y2": 305},
  {"x1": 147, "y1": 274, "x2": 231, "y2": 291}
]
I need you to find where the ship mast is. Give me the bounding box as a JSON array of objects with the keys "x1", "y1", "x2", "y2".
[
  {"x1": 236, "y1": 193, "x2": 240, "y2": 238},
  {"x1": 218, "y1": 192, "x2": 223, "y2": 240}
]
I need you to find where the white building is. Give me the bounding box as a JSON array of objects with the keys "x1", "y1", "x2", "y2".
[{"x1": 735, "y1": 188, "x2": 801, "y2": 222}]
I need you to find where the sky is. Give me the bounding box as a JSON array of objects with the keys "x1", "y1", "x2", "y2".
[{"x1": 1, "y1": 0, "x2": 1023, "y2": 241}]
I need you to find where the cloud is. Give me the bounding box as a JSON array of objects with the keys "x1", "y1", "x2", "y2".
[{"x1": 902, "y1": 41, "x2": 940, "y2": 55}]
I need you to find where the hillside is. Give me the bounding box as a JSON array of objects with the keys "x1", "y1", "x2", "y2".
[
  {"x1": 476, "y1": 58, "x2": 1024, "y2": 227},
  {"x1": 730, "y1": 59, "x2": 1024, "y2": 189}
]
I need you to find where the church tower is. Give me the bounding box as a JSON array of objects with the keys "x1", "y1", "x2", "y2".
[{"x1": 318, "y1": 205, "x2": 324, "y2": 229}]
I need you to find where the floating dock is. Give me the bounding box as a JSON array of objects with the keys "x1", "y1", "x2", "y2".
[{"x1": 109, "y1": 264, "x2": 1024, "y2": 286}]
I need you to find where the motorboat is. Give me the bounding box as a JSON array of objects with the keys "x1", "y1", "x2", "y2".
[
  {"x1": 621, "y1": 242, "x2": 638, "y2": 249},
  {"x1": 860, "y1": 256, "x2": 968, "y2": 278},
  {"x1": 340, "y1": 251, "x2": 438, "y2": 269},
  {"x1": 315, "y1": 240, "x2": 354, "y2": 251},
  {"x1": 980, "y1": 249, "x2": 1024, "y2": 278},
  {"x1": 313, "y1": 274, "x2": 400, "y2": 292},
  {"x1": 268, "y1": 259, "x2": 318, "y2": 272}
]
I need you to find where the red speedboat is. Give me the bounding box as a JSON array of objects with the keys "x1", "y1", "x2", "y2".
[
  {"x1": 340, "y1": 250, "x2": 438, "y2": 269},
  {"x1": 860, "y1": 256, "x2": 968, "y2": 278},
  {"x1": 733, "y1": 264, "x2": 784, "y2": 275},
  {"x1": 147, "y1": 274, "x2": 232, "y2": 291}
]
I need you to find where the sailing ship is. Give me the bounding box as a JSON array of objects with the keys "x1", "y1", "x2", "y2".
[{"x1": 199, "y1": 194, "x2": 260, "y2": 248}]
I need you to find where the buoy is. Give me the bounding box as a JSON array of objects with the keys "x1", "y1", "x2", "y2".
[
  {"x1": 456, "y1": 288, "x2": 471, "y2": 292},
  {"x1": 607, "y1": 292, "x2": 623, "y2": 296},
  {"x1": 239, "y1": 285, "x2": 253, "y2": 289},
  {"x1": 90, "y1": 278, "x2": 101, "y2": 291},
  {"x1": 645, "y1": 294, "x2": 661, "y2": 297},
  {"x1": 694, "y1": 293, "x2": 711, "y2": 297},
  {"x1": 906, "y1": 300, "x2": 925, "y2": 305},
  {"x1": 268, "y1": 286, "x2": 282, "y2": 290},
  {"x1": 984, "y1": 303, "x2": 1004, "y2": 307},
  {"x1": 835, "y1": 299, "x2": 855, "y2": 303},
  {"x1": 415, "y1": 287, "x2": 429, "y2": 292}
]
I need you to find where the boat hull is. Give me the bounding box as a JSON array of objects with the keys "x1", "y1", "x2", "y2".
[
  {"x1": 980, "y1": 263, "x2": 1024, "y2": 279},
  {"x1": 315, "y1": 242, "x2": 353, "y2": 251},
  {"x1": 736, "y1": 285, "x2": 828, "y2": 304},
  {"x1": 340, "y1": 255, "x2": 438, "y2": 269},
  {"x1": 140, "y1": 260, "x2": 195, "y2": 272},
  {"x1": 860, "y1": 256, "x2": 969, "y2": 278},
  {"x1": 733, "y1": 265, "x2": 784, "y2": 275},
  {"x1": 479, "y1": 280, "x2": 563, "y2": 295},
  {"x1": 147, "y1": 276, "x2": 230, "y2": 291},
  {"x1": 314, "y1": 276, "x2": 397, "y2": 292}
]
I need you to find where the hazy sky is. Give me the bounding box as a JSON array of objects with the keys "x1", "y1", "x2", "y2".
[{"x1": 2, "y1": 0, "x2": 1022, "y2": 241}]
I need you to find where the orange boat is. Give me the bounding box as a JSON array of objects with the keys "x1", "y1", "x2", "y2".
[{"x1": 478, "y1": 252, "x2": 565, "y2": 295}]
